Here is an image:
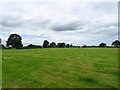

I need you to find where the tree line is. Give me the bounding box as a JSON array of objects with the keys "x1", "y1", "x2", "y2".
[{"x1": 0, "y1": 34, "x2": 120, "y2": 49}]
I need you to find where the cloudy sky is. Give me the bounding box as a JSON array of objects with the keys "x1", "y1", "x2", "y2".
[{"x1": 0, "y1": 0, "x2": 118, "y2": 46}]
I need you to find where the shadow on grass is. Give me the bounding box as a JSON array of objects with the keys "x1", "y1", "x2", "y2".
[
  {"x1": 79, "y1": 76, "x2": 98, "y2": 84},
  {"x1": 79, "y1": 75, "x2": 118, "y2": 88}
]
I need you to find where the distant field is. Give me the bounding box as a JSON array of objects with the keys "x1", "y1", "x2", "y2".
[{"x1": 2, "y1": 48, "x2": 119, "y2": 88}]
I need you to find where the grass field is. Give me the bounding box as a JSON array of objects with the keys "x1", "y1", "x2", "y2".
[{"x1": 2, "y1": 48, "x2": 119, "y2": 88}]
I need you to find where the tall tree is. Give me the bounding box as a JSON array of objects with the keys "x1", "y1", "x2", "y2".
[
  {"x1": 43, "y1": 40, "x2": 49, "y2": 48},
  {"x1": 99, "y1": 43, "x2": 106, "y2": 47},
  {"x1": 6, "y1": 34, "x2": 23, "y2": 48},
  {"x1": 112, "y1": 40, "x2": 120, "y2": 47}
]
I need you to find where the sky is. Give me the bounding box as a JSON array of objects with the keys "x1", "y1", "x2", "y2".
[{"x1": 0, "y1": 0, "x2": 118, "y2": 46}]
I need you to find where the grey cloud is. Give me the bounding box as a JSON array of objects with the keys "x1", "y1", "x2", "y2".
[
  {"x1": 1, "y1": 14, "x2": 52, "y2": 31},
  {"x1": 2, "y1": 20, "x2": 22, "y2": 27},
  {"x1": 27, "y1": 18, "x2": 52, "y2": 29},
  {"x1": 92, "y1": 25, "x2": 118, "y2": 37},
  {"x1": 2, "y1": 15, "x2": 23, "y2": 27},
  {"x1": 50, "y1": 20, "x2": 84, "y2": 31}
]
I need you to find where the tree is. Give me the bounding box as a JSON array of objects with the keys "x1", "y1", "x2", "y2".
[
  {"x1": 0, "y1": 38, "x2": 1, "y2": 49},
  {"x1": 43, "y1": 40, "x2": 49, "y2": 48},
  {"x1": 65, "y1": 44, "x2": 70, "y2": 48},
  {"x1": 2, "y1": 44, "x2": 5, "y2": 49},
  {"x1": 27, "y1": 44, "x2": 41, "y2": 48},
  {"x1": 27, "y1": 44, "x2": 36, "y2": 48},
  {"x1": 61, "y1": 43, "x2": 65, "y2": 48},
  {"x1": 82, "y1": 45, "x2": 87, "y2": 48},
  {"x1": 0, "y1": 44, "x2": 5, "y2": 49},
  {"x1": 99, "y1": 43, "x2": 106, "y2": 47},
  {"x1": 0, "y1": 38, "x2": 1, "y2": 44},
  {"x1": 57, "y1": 43, "x2": 65, "y2": 48},
  {"x1": 49, "y1": 42, "x2": 56, "y2": 48},
  {"x1": 70, "y1": 44, "x2": 73, "y2": 47},
  {"x1": 112, "y1": 40, "x2": 120, "y2": 47},
  {"x1": 57, "y1": 43, "x2": 61, "y2": 48},
  {"x1": 91, "y1": 45, "x2": 97, "y2": 47},
  {"x1": 6, "y1": 34, "x2": 23, "y2": 48}
]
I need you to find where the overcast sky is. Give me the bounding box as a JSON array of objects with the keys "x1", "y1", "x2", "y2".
[{"x1": 0, "y1": 0, "x2": 118, "y2": 46}]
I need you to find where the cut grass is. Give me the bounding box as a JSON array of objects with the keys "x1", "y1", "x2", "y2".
[{"x1": 2, "y1": 48, "x2": 118, "y2": 88}]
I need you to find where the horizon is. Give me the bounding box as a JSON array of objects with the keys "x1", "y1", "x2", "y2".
[{"x1": 1, "y1": 33, "x2": 118, "y2": 47}]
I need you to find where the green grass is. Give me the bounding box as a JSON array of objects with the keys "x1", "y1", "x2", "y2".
[{"x1": 2, "y1": 48, "x2": 119, "y2": 88}]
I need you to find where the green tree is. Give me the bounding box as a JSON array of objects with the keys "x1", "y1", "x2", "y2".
[
  {"x1": 0, "y1": 38, "x2": 1, "y2": 44},
  {"x1": 82, "y1": 45, "x2": 87, "y2": 48},
  {"x1": 61, "y1": 43, "x2": 65, "y2": 48},
  {"x1": 99, "y1": 43, "x2": 106, "y2": 47},
  {"x1": 57, "y1": 43, "x2": 65, "y2": 48},
  {"x1": 112, "y1": 40, "x2": 120, "y2": 47},
  {"x1": 6, "y1": 34, "x2": 23, "y2": 48},
  {"x1": 43, "y1": 40, "x2": 49, "y2": 48},
  {"x1": 0, "y1": 38, "x2": 1, "y2": 49},
  {"x1": 65, "y1": 44, "x2": 70, "y2": 48},
  {"x1": 49, "y1": 42, "x2": 56, "y2": 48}
]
